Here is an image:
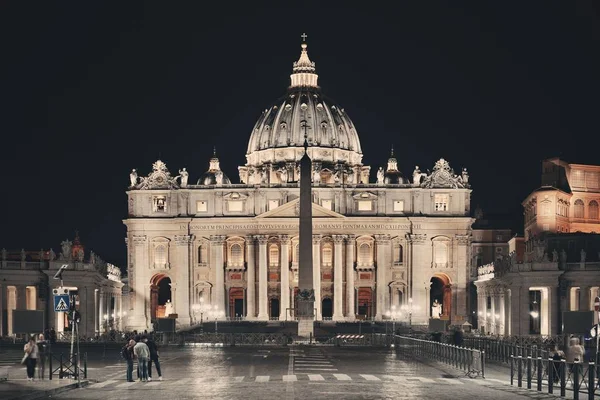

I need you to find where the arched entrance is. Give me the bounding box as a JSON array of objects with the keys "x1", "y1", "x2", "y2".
[
  {"x1": 322, "y1": 298, "x2": 333, "y2": 319},
  {"x1": 430, "y1": 274, "x2": 451, "y2": 320},
  {"x1": 269, "y1": 297, "x2": 280, "y2": 319},
  {"x1": 150, "y1": 274, "x2": 171, "y2": 321}
]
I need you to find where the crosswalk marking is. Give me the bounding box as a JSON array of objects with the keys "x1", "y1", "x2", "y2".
[
  {"x1": 283, "y1": 375, "x2": 297, "y2": 382},
  {"x1": 115, "y1": 381, "x2": 137, "y2": 388},
  {"x1": 294, "y1": 368, "x2": 338, "y2": 371},
  {"x1": 146, "y1": 381, "x2": 161, "y2": 387},
  {"x1": 360, "y1": 374, "x2": 381, "y2": 381},
  {"x1": 438, "y1": 378, "x2": 463, "y2": 385},
  {"x1": 333, "y1": 374, "x2": 351, "y2": 381},
  {"x1": 255, "y1": 375, "x2": 270, "y2": 382},
  {"x1": 308, "y1": 374, "x2": 325, "y2": 381},
  {"x1": 234, "y1": 376, "x2": 244, "y2": 382}
]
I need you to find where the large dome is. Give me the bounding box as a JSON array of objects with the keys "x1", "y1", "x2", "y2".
[{"x1": 244, "y1": 42, "x2": 363, "y2": 168}]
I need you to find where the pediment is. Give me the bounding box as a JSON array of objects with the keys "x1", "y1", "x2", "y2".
[
  {"x1": 352, "y1": 191, "x2": 378, "y2": 200},
  {"x1": 257, "y1": 198, "x2": 345, "y2": 218}
]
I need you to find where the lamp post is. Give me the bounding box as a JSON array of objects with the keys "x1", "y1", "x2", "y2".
[
  {"x1": 386, "y1": 305, "x2": 402, "y2": 335},
  {"x1": 401, "y1": 298, "x2": 415, "y2": 330}
]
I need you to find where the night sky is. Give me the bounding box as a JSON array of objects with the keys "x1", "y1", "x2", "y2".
[{"x1": 1, "y1": 2, "x2": 598, "y2": 268}]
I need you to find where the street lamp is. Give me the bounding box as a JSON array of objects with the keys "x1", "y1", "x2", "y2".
[
  {"x1": 386, "y1": 305, "x2": 402, "y2": 335},
  {"x1": 400, "y1": 298, "x2": 415, "y2": 328}
]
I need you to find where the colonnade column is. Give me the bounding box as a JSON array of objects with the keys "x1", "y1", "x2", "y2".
[
  {"x1": 580, "y1": 286, "x2": 590, "y2": 310},
  {"x1": 211, "y1": 235, "x2": 226, "y2": 314},
  {"x1": 332, "y1": 235, "x2": 344, "y2": 320},
  {"x1": 99, "y1": 290, "x2": 105, "y2": 333},
  {"x1": 313, "y1": 235, "x2": 322, "y2": 320},
  {"x1": 499, "y1": 288, "x2": 506, "y2": 336},
  {"x1": 257, "y1": 235, "x2": 269, "y2": 320},
  {"x1": 175, "y1": 234, "x2": 192, "y2": 326},
  {"x1": 345, "y1": 235, "x2": 356, "y2": 320},
  {"x1": 279, "y1": 235, "x2": 290, "y2": 321},
  {"x1": 0, "y1": 285, "x2": 7, "y2": 335},
  {"x1": 375, "y1": 234, "x2": 390, "y2": 320},
  {"x1": 245, "y1": 236, "x2": 256, "y2": 319},
  {"x1": 16, "y1": 285, "x2": 26, "y2": 310}
]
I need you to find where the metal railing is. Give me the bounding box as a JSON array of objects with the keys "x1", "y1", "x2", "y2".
[
  {"x1": 510, "y1": 356, "x2": 599, "y2": 399},
  {"x1": 179, "y1": 332, "x2": 291, "y2": 346},
  {"x1": 49, "y1": 352, "x2": 87, "y2": 384},
  {"x1": 395, "y1": 335, "x2": 485, "y2": 378},
  {"x1": 463, "y1": 335, "x2": 573, "y2": 364}
]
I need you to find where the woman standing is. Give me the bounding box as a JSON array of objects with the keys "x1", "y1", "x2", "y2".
[{"x1": 23, "y1": 336, "x2": 39, "y2": 381}]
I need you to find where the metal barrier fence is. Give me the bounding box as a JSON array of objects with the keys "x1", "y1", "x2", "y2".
[
  {"x1": 49, "y1": 352, "x2": 87, "y2": 384},
  {"x1": 325, "y1": 333, "x2": 390, "y2": 347},
  {"x1": 395, "y1": 335, "x2": 485, "y2": 378},
  {"x1": 179, "y1": 333, "x2": 291, "y2": 346},
  {"x1": 463, "y1": 335, "x2": 574, "y2": 364},
  {"x1": 510, "y1": 356, "x2": 600, "y2": 399}
]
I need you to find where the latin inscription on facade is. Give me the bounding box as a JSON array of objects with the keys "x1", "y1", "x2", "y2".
[{"x1": 182, "y1": 223, "x2": 411, "y2": 231}]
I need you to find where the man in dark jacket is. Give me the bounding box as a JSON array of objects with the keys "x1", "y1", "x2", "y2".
[
  {"x1": 122, "y1": 339, "x2": 136, "y2": 382},
  {"x1": 143, "y1": 335, "x2": 162, "y2": 381}
]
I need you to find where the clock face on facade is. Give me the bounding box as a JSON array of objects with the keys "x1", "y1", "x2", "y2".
[{"x1": 156, "y1": 176, "x2": 164, "y2": 183}]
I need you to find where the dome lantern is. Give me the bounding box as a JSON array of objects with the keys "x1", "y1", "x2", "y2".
[{"x1": 290, "y1": 35, "x2": 318, "y2": 88}]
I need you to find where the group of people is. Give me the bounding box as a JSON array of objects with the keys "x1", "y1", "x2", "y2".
[
  {"x1": 22, "y1": 333, "x2": 51, "y2": 381},
  {"x1": 122, "y1": 335, "x2": 162, "y2": 382}
]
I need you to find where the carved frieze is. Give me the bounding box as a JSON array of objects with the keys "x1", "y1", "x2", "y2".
[
  {"x1": 407, "y1": 234, "x2": 427, "y2": 245},
  {"x1": 132, "y1": 235, "x2": 147, "y2": 245},
  {"x1": 134, "y1": 160, "x2": 179, "y2": 190},
  {"x1": 455, "y1": 234, "x2": 470, "y2": 245}
]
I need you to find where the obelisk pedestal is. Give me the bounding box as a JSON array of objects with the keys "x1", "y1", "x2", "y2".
[{"x1": 296, "y1": 126, "x2": 315, "y2": 339}]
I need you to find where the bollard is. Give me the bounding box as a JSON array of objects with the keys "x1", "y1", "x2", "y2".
[
  {"x1": 510, "y1": 355, "x2": 514, "y2": 386},
  {"x1": 84, "y1": 352, "x2": 88, "y2": 379},
  {"x1": 481, "y1": 350, "x2": 485, "y2": 379},
  {"x1": 588, "y1": 362, "x2": 595, "y2": 400},
  {"x1": 573, "y1": 361, "x2": 580, "y2": 400},
  {"x1": 537, "y1": 357, "x2": 542, "y2": 391},
  {"x1": 517, "y1": 356, "x2": 523, "y2": 388},
  {"x1": 560, "y1": 360, "x2": 566, "y2": 397},
  {"x1": 548, "y1": 358, "x2": 554, "y2": 394},
  {"x1": 526, "y1": 356, "x2": 532, "y2": 389},
  {"x1": 59, "y1": 354, "x2": 64, "y2": 379}
]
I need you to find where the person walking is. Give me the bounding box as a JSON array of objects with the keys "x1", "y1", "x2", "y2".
[
  {"x1": 37, "y1": 334, "x2": 51, "y2": 380},
  {"x1": 551, "y1": 345, "x2": 565, "y2": 383},
  {"x1": 133, "y1": 336, "x2": 150, "y2": 382},
  {"x1": 23, "y1": 336, "x2": 39, "y2": 381},
  {"x1": 122, "y1": 339, "x2": 136, "y2": 382},
  {"x1": 143, "y1": 335, "x2": 163, "y2": 381}
]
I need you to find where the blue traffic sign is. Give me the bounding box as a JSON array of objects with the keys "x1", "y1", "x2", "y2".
[{"x1": 54, "y1": 294, "x2": 70, "y2": 312}]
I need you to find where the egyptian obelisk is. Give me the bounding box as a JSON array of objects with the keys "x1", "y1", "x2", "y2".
[{"x1": 297, "y1": 123, "x2": 315, "y2": 338}]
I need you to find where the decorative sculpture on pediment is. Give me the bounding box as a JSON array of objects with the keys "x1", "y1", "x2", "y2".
[
  {"x1": 279, "y1": 167, "x2": 288, "y2": 184},
  {"x1": 412, "y1": 166, "x2": 426, "y2": 185},
  {"x1": 60, "y1": 240, "x2": 72, "y2": 260},
  {"x1": 376, "y1": 167, "x2": 384, "y2": 185},
  {"x1": 552, "y1": 249, "x2": 558, "y2": 263},
  {"x1": 177, "y1": 168, "x2": 189, "y2": 188},
  {"x1": 134, "y1": 160, "x2": 179, "y2": 190},
  {"x1": 421, "y1": 158, "x2": 468, "y2": 189},
  {"x1": 48, "y1": 248, "x2": 55, "y2": 261}
]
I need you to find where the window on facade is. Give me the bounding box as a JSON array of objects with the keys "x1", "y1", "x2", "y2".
[
  {"x1": 589, "y1": 200, "x2": 599, "y2": 219},
  {"x1": 574, "y1": 199, "x2": 584, "y2": 218},
  {"x1": 228, "y1": 201, "x2": 243, "y2": 212},
  {"x1": 397, "y1": 245, "x2": 403, "y2": 263},
  {"x1": 542, "y1": 203, "x2": 550, "y2": 216},
  {"x1": 393, "y1": 200, "x2": 404, "y2": 212},
  {"x1": 322, "y1": 245, "x2": 333, "y2": 266},
  {"x1": 357, "y1": 200, "x2": 372, "y2": 211},
  {"x1": 230, "y1": 243, "x2": 243, "y2": 266},
  {"x1": 571, "y1": 170, "x2": 585, "y2": 187},
  {"x1": 268, "y1": 200, "x2": 279, "y2": 211},
  {"x1": 358, "y1": 243, "x2": 371, "y2": 266},
  {"x1": 543, "y1": 224, "x2": 549, "y2": 231},
  {"x1": 269, "y1": 244, "x2": 279, "y2": 267},
  {"x1": 153, "y1": 196, "x2": 167, "y2": 212},
  {"x1": 197, "y1": 245, "x2": 206, "y2": 264},
  {"x1": 196, "y1": 201, "x2": 208, "y2": 212},
  {"x1": 434, "y1": 241, "x2": 448, "y2": 266},
  {"x1": 434, "y1": 194, "x2": 448, "y2": 211},
  {"x1": 321, "y1": 199, "x2": 332, "y2": 210},
  {"x1": 155, "y1": 245, "x2": 167, "y2": 267}
]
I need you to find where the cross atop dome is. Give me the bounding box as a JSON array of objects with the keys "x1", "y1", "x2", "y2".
[{"x1": 290, "y1": 34, "x2": 319, "y2": 88}]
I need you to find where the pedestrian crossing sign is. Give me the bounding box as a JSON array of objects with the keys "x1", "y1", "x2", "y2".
[{"x1": 54, "y1": 294, "x2": 70, "y2": 312}]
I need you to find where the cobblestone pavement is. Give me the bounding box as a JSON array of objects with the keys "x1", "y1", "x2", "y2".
[{"x1": 44, "y1": 346, "x2": 564, "y2": 399}]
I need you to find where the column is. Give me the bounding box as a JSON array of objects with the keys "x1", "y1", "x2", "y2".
[
  {"x1": 211, "y1": 235, "x2": 226, "y2": 314},
  {"x1": 580, "y1": 286, "x2": 590, "y2": 311},
  {"x1": 99, "y1": 290, "x2": 105, "y2": 333},
  {"x1": 16, "y1": 285, "x2": 26, "y2": 310},
  {"x1": 245, "y1": 236, "x2": 256, "y2": 319},
  {"x1": 175, "y1": 234, "x2": 192, "y2": 326},
  {"x1": 499, "y1": 288, "x2": 506, "y2": 336},
  {"x1": 313, "y1": 235, "x2": 322, "y2": 320},
  {"x1": 94, "y1": 289, "x2": 99, "y2": 334},
  {"x1": 332, "y1": 235, "x2": 344, "y2": 320},
  {"x1": 257, "y1": 235, "x2": 269, "y2": 320},
  {"x1": 279, "y1": 235, "x2": 290, "y2": 320},
  {"x1": 346, "y1": 235, "x2": 355, "y2": 320},
  {"x1": 0, "y1": 285, "x2": 7, "y2": 336},
  {"x1": 131, "y1": 235, "x2": 148, "y2": 330},
  {"x1": 490, "y1": 289, "x2": 496, "y2": 334},
  {"x1": 375, "y1": 234, "x2": 390, "y2": 320}
]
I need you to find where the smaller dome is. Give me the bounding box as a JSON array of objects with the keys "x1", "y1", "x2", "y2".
[
  {"x1": 197, "y1": 151, "x2": 231, "y2": 186},
  {"x1": 384, "y1": 147, "x2": 409, "y2": 184}
]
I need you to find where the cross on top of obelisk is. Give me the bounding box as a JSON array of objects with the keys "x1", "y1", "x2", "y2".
[{"x1": 301, "y1": 32, "x2": 307, "y2": 42}]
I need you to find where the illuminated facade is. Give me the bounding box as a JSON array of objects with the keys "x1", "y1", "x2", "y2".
[
  {"x1": 476, "y1": 158, "x2": 600, "y2": 336},
  {"x1": 124, "y1": 40, "x2": 473, "y2": 331}
]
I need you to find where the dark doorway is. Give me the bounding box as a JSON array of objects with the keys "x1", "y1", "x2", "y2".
[
  {"x1": 430, "y1": 275, "x2": 451, "y2": 320},
  {"x1": 229, "y1": 288, "x2": 245, "y2": 318},
  {"x1": 150, "y1": 274, "x2": 171, "y2": 321},
  {"x1": 322, "y1": 298, "x2": 333, "y2": 319},
  {"x1": 269, "y1": 298, "x2": 280, "y2": 319},
  {"x1": 357, "y1": 288, "x2": 372, "y2": 319}
]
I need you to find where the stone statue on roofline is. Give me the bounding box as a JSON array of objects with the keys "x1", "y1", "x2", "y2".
[
  {"x1": 376, "y1": 167, "x2": 384, "y2": 185},
  {"x1": 178, "y1": 168, "x2": 189, "y2": 188},
  {"x1": 129, "y1": 169, "x2": 138, "y2": 187}
]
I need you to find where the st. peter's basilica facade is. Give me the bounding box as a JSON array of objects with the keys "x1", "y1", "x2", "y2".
[{"x1": 124, "y1": 40, "x2": 473, "y2": 331}]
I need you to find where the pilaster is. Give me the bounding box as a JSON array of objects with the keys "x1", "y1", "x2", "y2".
[
  {"x1": 345, "y1": 235, "x2": 356, "y2": 320},
  {"x1": 245, "y1": 236, "x2": 256, "y2": 319},
  {"x1": 174, "y1": 234, "x2": 193, "y2": 326},
  {"x1": 313, "y1": 234, "x2": 322, "y2": 320},
  {"x1": 279, "y1": 235, "x2": 290, "y2": 320},
  {"x1": 332, "y1": 235, "x2": 345, "y2": 319},
  {"x1": 210, "y1": 235, "x2": 226, "y2": 315},
  {"x1": 257, "y1": 235, "x2": 269, "y2": 320},
  {"x1": 374, "y1": 234, "x2": 390, "y2": 319}
]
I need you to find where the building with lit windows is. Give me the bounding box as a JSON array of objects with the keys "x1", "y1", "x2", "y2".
[
  {"x1": 475, "y1": 158, "x2": 600, "y2": 336},
  {"x1": 124, "y1": 40, "x2": 474, "y2": 331}
]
